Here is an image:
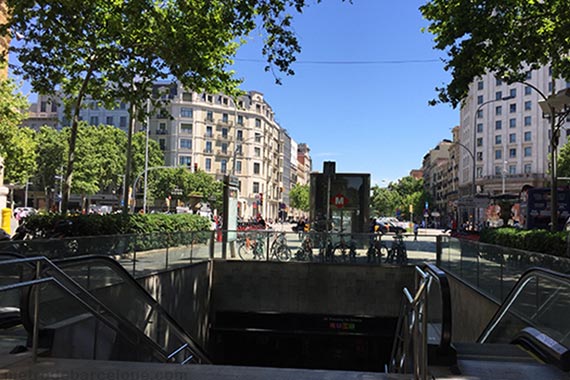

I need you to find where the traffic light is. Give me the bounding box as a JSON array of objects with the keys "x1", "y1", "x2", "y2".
[
  {"x1": 259, "y1": 192, "x2": 263, "y2": 206},
  {"x1": 194, "y1": 163, "x2": 198, "y2": 172}
]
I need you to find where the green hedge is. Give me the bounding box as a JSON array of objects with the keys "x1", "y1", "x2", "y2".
[
  {"x1": 22, "y1": 213, "x2": 212, "y2": 238},
  {"x1": 480, "y1": 227, "x2": 568, "y2": 257}
]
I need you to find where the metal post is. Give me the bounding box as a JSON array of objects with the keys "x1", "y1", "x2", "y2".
[
  {"x1": 32, "y1": 260, "x2": 41, "y2": 363},
  {"x1": 436, "y1": 235, "x2": 442, "y2": 267},
  {"x1": 143, "y1": 100, "x2": 150, "y2": 214}
]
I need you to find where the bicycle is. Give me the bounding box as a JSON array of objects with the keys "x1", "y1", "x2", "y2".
[
  {"x1": 333, "y1": 235, "x2": 357, "y2": 263},
  {"x1": 269, "y1": 231, "x2": 292, "y2": 262},
  {"x1": 238, "y1": 233, "x2": 265, "y2": 260},
  {"x1": 385, "y1": 232, "x2": 408, "y2": 264},
  {"x1": 367, "y1": 233, "x2": 388, "y2": 263},
  {"x1": 295, "y1": 234, "x2": 314, "y2": 262}
]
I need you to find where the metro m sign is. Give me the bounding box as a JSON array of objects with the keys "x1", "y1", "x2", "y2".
[{"x1": 330, "y1": 193, "x2": 349, "y2": 209}]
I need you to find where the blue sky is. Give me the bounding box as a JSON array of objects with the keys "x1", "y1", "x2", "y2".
[{"x1": 231, "y1": 0, "x2": 458, "y2": 186}]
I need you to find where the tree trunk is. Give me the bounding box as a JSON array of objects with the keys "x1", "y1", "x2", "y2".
[{"x1": 122, "y1": 102, "x2": 136, "y2": 214}]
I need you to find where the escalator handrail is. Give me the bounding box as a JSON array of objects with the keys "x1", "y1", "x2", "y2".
[
  {"x1": 423, "y1": 263, "x2": 453, "y2": 352},
  {"x1": 478, "y1": 266, "x2": 570, "y2": 344},
  {"x1": 53, "y1": 254, "x2": 212, "y2": 364},
  {"x1": 0, "y1": 255, "x2": 169, "y2": 362}
]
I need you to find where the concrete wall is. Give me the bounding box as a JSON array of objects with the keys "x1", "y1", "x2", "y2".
[
  {"x1": 211, "y1": 261, "x2": 415, "y2": 317},
  {"x1": 138, "y1": 261, "x2": 212, "y2": 348},
  {"x1": 446, "y1": 272, "x2": 500, "y2": 342}
]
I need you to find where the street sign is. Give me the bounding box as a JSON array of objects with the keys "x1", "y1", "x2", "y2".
[{"x1": 330, "y1": 193, "x2": 348, "y2": 209}]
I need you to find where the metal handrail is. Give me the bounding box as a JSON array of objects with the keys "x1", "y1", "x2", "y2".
[
  {"x1": 53, "y1": 255, "x2": 212, "y2": 364},
  {"x1": 0, "y1": 257, "x2": 168, "y2": 363},
  {"x1": 389, "y1": 265, "x2": 431, "y2": 380},
  {"x1": 478, "y1": 267, "x2": 570, "y2": 344}
]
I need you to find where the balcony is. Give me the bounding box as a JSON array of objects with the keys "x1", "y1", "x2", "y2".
[
  {"x1": 216, "y1": 150, "x2": 231, "y2": 157},
  {"x1": 156, "y1": 129, "x2": 168, "y2": 135},
  {"x1": 203, "y1": 133, "x2": 214, "y2": 139},
  {"x1": 217, "y1": 119, "x2": 234, "y2": 127},
  {"x1": 203, "y1": 149, "x2": 214, "y2": 155}
]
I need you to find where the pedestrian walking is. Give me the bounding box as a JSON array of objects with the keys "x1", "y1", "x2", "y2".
[{"x1": 413, "y1": 222, "x2": 419, "y2": 241}]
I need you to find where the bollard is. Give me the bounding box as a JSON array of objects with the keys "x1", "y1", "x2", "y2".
[{"x1": 1, "y1": 208, "x2": 11, "y2": 234}]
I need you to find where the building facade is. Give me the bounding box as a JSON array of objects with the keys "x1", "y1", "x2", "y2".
[
  {"x1": 458, "y1": 67, "x2": 569, "y2": 198},
  {"x1": 422, "y1": 140, "x2": 453, "y2": 225},
  {"x1": 23, "y1": 84, "x2": 311, "y2": 221}
]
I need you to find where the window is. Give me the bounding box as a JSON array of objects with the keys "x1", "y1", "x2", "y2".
[
  {"x1": 495, "y1": 106, "x2": 502, "y2": 116},
  {"x1": 496, "y1": 78, "x2": 503, "y2": 86},
  {"x1": 509, "y1": 118, "x2": 516, "y2": 128},
  {"x1": 477, "y1": 123, "x2": 483, "y2": 133},
  {"x1": 207, "y1": 95, "x2": 213, "y2": 103},
  {"x1": 477, "y1": 167, "x2": 483, "y2": 177},
  {"x1": 237, "y1": 115, "x2": 244, "y2": 125},
  {"x1": 495, "y1": 135, "x2": 502, "y2": 145},
  {"x1": 90, "y1": 116, "x2": 98, "y2": 125},
  {"x1": 205, "y1": 158, "x2": 212, "y2": 171},
  {"x1": 180, "y1": 139, "x2": 192, "y2": 149},
  {"x1": 221, "y1": 143, "x2": 228, "y2": 154},
  {"x1": 525, "y1": 86, "x2": 532, "y2": 95},
  {"x1": 253, "y1": 182, "x2": 260, "y2": 193},
  {"x1": 477, "y1": 81, "x2": 484, "y2": 90},
  {"x1": 549, "y1": 66, "x2": 553, "y2": 76},
  {"x1": 509, "y1": 88, "x2": 517, "y2": 98},
  {"x1": 40, "y1": 101, "x2": 47, "y2": 112},
  {"x1": 495, "y1": 150, "x2": 502, "y2": 159},
  {"x1": 526, "y1": 71, "x2": 532, "y2": 80},
  {"x1": 509, "y1": 165, "x2": 516, "y2": 175},
  {"x1": 205, "y1": 141, "x2": 212, "y2": 153},
  {"x1": 524, "y1": 116, "x2": 532, "y2": 126},
  {"x1": 509, "y1": 133, "x2": 516, "y2": 143},
  {"x1": 495, "y1": 166, "x2": 502, "y2": 175},
  {"x1": 549, "y1": 82, "x2": 553, "y2": 93},
  {"x1": 495, "y1": 91, "x2": 503, "y2": 100},
  {"x1": 477, "y1": 109, "x2": 483, "y2": 118},
  {"x1": 255, "y1": 133, "x2": 262, "y2": 143},
  {"x1": 182, "y1": 92, "x2": 192, "y2": 102},
  {"x1": 221, "y1": 160, "x2": 227, "y2": 174},
  {"x1": 236, "y1": 161, "x2": 242, "y2": 174},
  {"x1": 524, "y1": 101, "x2": 532, "y2": 111},
  {"x1": 254, "y1": 147, "x2": 261, "y2": 157},
  {"x1": 51, "y1": 102, "x2": 57, "y2": 112},
  {"x1": 206, "y1": 111, "x2": 213, "y2": 122},
  {"x1": 159, "y1": 139, "x2": 166, "y2": 150},
  {"x1": 180, "y1": 107, "x2": 193, "y2": 118},
  {"x1": 524, "y1": 131, "x2": 531, "y2": 141},
  {"x1": 221, "y1": 128, "x2": 228, "y2": 138},
  {"x1": 106, "y1": 116, "x2": 114, "y2": 125},
  {"x1": 222, "y1": 113, "x2": 228, "y2": 123},
  {"x1": 477, "y1": 95, "x2": 484, "y2": 105},
  {"x1": 524, "y1": 163, "x2": 532, "y2": 174},
  {"x1": 237, "y1": 130, "x2": 243, "y2": 141},
  {"x1": 509, "y1": 103, "x2": 516, "y2": 113},
  {"x1": 524, "y1": 147, "x2": 532, "y2": 157},
  {"x1": 206, "y1": 126, "x2": 213, "y2": 137},
  {"x1": 180, "y1": 123, "x2": 192, "y2": 134},
  {"x1": 509, "y1": 148, "x2": 516, "y2": 158},
  {"x1": 253, "y1": 162, "x2": 260, "y2": 174},
  {"x1": 255, "y1": 118, "x2": 261, "y2": 128},
  {"x1": 477, "y1": 137, "x2": 483, "y2": 147},
  {"x1": 179, "y1": 156, "x2": 191, "y2": 166},
  {"x1": 495, "y1": 120, "x2": 502, "y2": 130},
  {"x1": 120, "y1": 102, "x2": 126, "y2": 110}
]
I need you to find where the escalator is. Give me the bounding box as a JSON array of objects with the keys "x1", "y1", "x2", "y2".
[
  {"x1": 389, "y1": 264, "x2": 570, "y2": 378},
  {"x1": 0, "y1": 252, "x2": 210, "y2": 365}
]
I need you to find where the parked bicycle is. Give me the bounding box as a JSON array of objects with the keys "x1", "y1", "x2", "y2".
[
  {"x1": 333, "y1": 235, "x2": 357, "y2": 263},
  {"x1": 269, "y1": 232, "x2": 292, "y2": 262},
  {"x1": 295, "y1": 234, "x2": 314, "y2": 262},
  {"x1": 385, "y1": 232, "x2": 408, "y2": 264},
  {"x1": 238, "y1": 233, "x2": 265, "y2": 260},
  {"x1": 367, "y1": 233, "x2": 388, "y2": 263}
]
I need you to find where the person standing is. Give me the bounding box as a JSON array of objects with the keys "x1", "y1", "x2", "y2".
[{"x1": 413, "y1": 222, "x2": 419, "y2": 241}]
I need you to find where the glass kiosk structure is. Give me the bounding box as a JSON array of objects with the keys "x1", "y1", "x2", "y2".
[{"x1": 309, "y1": 162, "x2": 370, "y2": 234}]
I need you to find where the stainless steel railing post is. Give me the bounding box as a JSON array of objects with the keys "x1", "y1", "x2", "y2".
[{"x1": 32, "y1": 260, "x2": 41, "y2": 363}]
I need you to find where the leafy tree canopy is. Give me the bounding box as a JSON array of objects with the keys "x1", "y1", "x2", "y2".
[
  {"x1": 289, "y1": 183, "x2": 309, "y2": 211},
  {"x1": 0, "y1": 78, "x2": 36, "y2": 184},
  {"x1": 420, "y1": 0, "x2": 570, "y2": 107}
]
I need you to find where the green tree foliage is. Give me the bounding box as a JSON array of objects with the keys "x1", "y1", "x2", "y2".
[
  {"x1": 35, "y1": 126, "x2": 65, "y2": 203},
  {"x1": 370, "y1": 176, "x2": 429, "y2": 220},
  {"x1": 420, "y1": 1, "x2": 570, "y2": 106},
  {"x1": 153, "y1": 169, "x2": 223, "y2": 211},
  {"x1": 3, "y1": 0, "x2": 347, "y2": 211},
  {"x1": 0, "y1": 79, "x2": 36, "y2": 184},
  {"x1": 558, "y1": 141, "x2": 570, "y2": 179},
  {"x1": 289, "y1": 183, "x2": 309, "y2": 212}
]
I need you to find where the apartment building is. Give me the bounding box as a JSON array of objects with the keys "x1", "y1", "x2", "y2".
[
  {"x1": 297, "y1": 143, "x2": 312, "y2": 185},
  {"x1": 458, "y1": 67, "x2": 570, "y2": 198},
  {"x1": 422, "y1": 140, "x2": 453, "y2": 223}
]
